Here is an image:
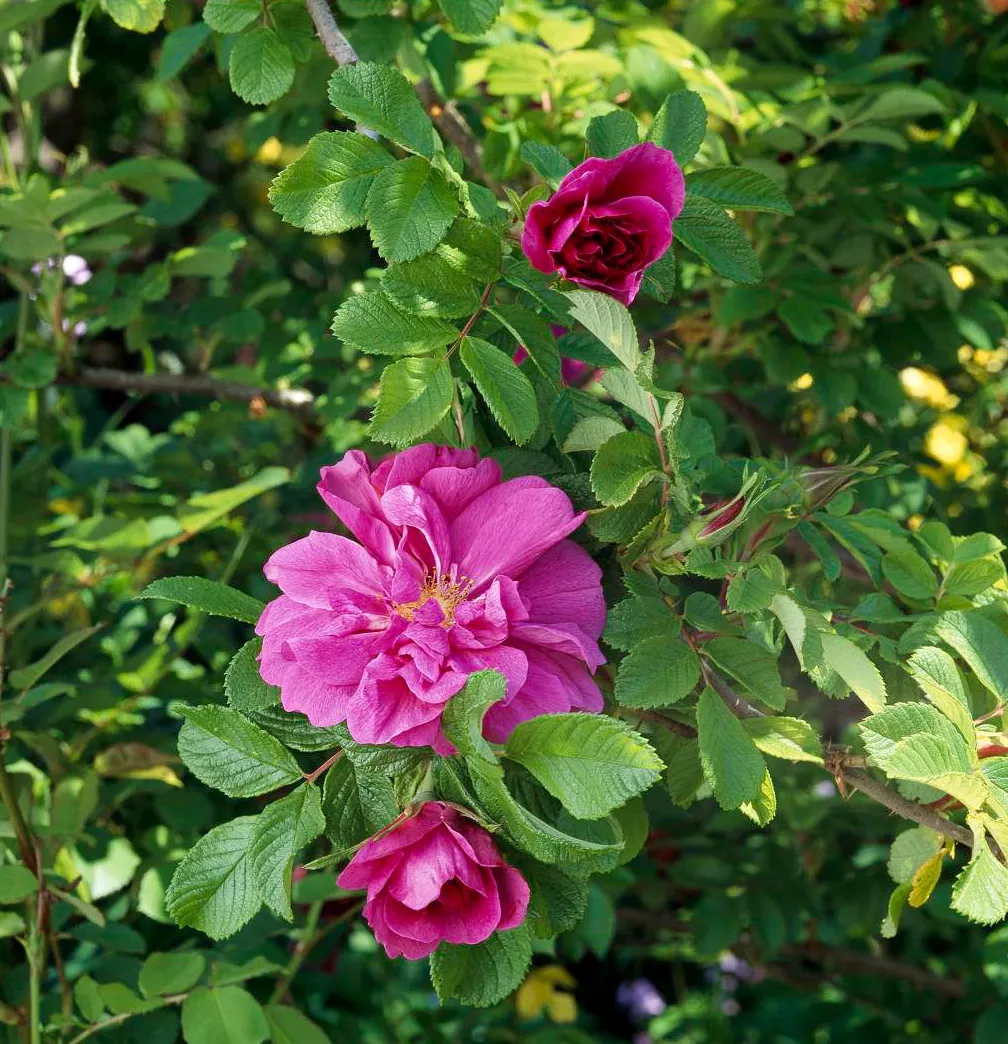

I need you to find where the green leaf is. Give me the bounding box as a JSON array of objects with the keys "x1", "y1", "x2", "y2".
[
  {"x1": 673, "y1": 196, "x2": 762, "y2": 285},
  {"x1": 165, "y1": 817, "x2": 261, "y2": 940},
  {"x1": 725, "y1": 566, "x2": 778, "y2": 613},
  {"x1": 157, "y1": 23, "x2": 212, "y2": 81},
  {"x1": 430, "y1": 924, "x2": 532, "y2": 1006},
  {"x1": 139, "y1": 952, "x2": 206, "y2": 999},
  {"x1": 882, "y1": 547, "x2": 938, "y2": 600},
  {"x1": 777, "y1": 297, "x2": 833, "y2": 344},
  {"x1": 648, "y1": 89, "x2": 707, "y2": 164},
  {"x1": 586, "y1": 110, "x2": 639, "y2": 157},
  {"x1": 8, "y1": 624, "x2": 101, "y2": 691},
  {"x1": 564, "y1": 289, "x2": 640, "y2": 369},
  {"x1": 614, "y1": 636, "x2": 700, "y2": 708},
  {"x1": 703, "y1": 637, "x2": 792, "y2": 711},
  {"x1": 332, "y1": 289, "x2": 458, "y2": 356},
  {"x1": 382, "y1": 255, "x2": 481, "y2": 317},
  {"x1": 138, "y1": 577, "x2": 264, "y2": 624},
  {"x1": 263, "y1": 1006, "x2": 331, "y2": 1044},
  {"x1": 224, "y1": 639, "x2": 278, "y2": 712},
  {"x1": 522, "y1": 859, "x2": 589, "y2": 938},
  {"x1": 249, "y1": 785, "x2": 326, "y2": 920},
  {"x1": 365, "y1": 157, "x2": 458, "y2": 263},
  {"x1": 696, "y1": 687, "x2": 766, "y2": 809},
  {"x1": 441, "y1": 669, "x2": 505, "y2": 764},
  {"x1": 177, "y1": 705, "x2": 302, "y2": 798},
  {"x1": 659, "y1": 733, "x2": 704, "y2": 806},
  {"x1": 740, "y1": 768, "x2": 777, "y2": 827},
  {"x1": 503, "y1": 713, "x2": 664, "y2": 820},
  {"x1": 770, "y1": 594, "x2": 807, "y2": 664},
  {"x1": 935, "y1": 611, "x2": 1008, "y2": 701},
  {"x1": 489, "y1": 304, "x2": 562, "y2": 385},
  {"x1": 906, "y1": 646, "x2": 975, "y2": 743},
  {"x1": 269, "y1": 131, "x2": 393, "y2": 234},
  {"x1": 686, "y1": 167, "x2": 793, "y2": 215},
  {"x1": 564, "y1": 415, "x2": 627, "y2": 453},
  {"x1": 640, "y1": 250, "x2": 677, "y2": 303},
  {"x1": 0, "y1": 865, "x2": 38, "y2": 903},
  {"x1": 203, "y1": 0, "x2": 259, "y2": 32},
  {"x1": 460, "y1": 336, "x2": 539, "y2": 444},
  {"x1": 436, "y1": 0, "x2": 502, "y2": 34},
  {"x1": 229, "y1": 29, "x2": 295, "y2": 106},
  {"x1": 327, "y1": 62, "x2": 434, "y2": 157},
  {"x1": 519, "y1": 141, "x2": 571, "y2": 188},
  {"x1": 590, "y1": 431, "x2": 662, "y2": 507},
  {"x1": 369, "y1": 357, "x2": 454, "y2": 447},
  {"x1": 887, "y1": 827, "x2": 942, "y2": 884},
  {"x1": 741, "y1": 717, "x2": 824, "y2": 764},
  {"x1": 859, "y1": 87, "x2": 946, "y2": 122},
  {"x1": 820, "y1": 632, "x2": 887, "y2": 712},
  {"x1": 181, "y1": 986, "x2": 269, "y2": 1044},
  {"x1": 321, "y1": 756, "x2": 399, "y2": 850},
  {"x1": 100, "y1": 0, "x2": 164, "y2": 33},
  {"x1": 951, "y1": 843, "x2": 1008, "y2": 925}
]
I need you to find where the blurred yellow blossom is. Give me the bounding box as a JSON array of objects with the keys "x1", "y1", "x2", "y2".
[
  {"x1": 924, "y1": 417, "x2": 969, "y2": 466},
  {"x1": 900, "y1": 367, "x2": 959, "y2": 410},
  {"x1": 789, "y1": 372, "x2": 814, "y2": 391},
  {"x1": 516, "y1": 965, "x2": 577, "y2": 1023},
  {"x1": 948, "y1": 264, "x2": 975, "y2": 290}
]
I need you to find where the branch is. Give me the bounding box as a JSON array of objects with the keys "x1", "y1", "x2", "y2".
[
  {"x1": 414, "y1": 81, "x2": 502, "y2": 196},
  {"x1": 304, "y1": 0, "x2": 357, "y2": 64},
  {"x1": 58, "y1": 367, "x2": 317, "y2": 420},
  {"x1": 784, "y1": 940, "x2": 967, "y2": 1000},
  {"x1": 840, "y1": 765, "x2": 973, "y2": 849}
]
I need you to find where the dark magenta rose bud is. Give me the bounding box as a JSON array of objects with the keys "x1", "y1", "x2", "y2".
[
  {"x1": 697, "y1": 498, "x2": 745, "y2": 539},
  {"x1": 521, "y1": 142, "x2": 685, "y2": 306},
  {"x1": 337, "y1": 802, "x2": 530, "y2": 959}
]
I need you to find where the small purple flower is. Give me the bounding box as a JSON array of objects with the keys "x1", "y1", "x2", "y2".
[
  {"x1": 616, "y1": 978, "x2": 667, "y2": 1021},
  {"x1": 62, "y1": 254, "x2": 92, "y2": 286}
]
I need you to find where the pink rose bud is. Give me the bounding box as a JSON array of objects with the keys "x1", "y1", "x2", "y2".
[
  {"x1": 698, "y1": 498, "x2": 745, "y2": 539},
  {"x1": 337, "y1": 802, "x2": 530, "y2": 959},
  {"x1": 256, "y1": 445, "x2": 606, "y2": 753},
  {"x1": 521, "y1": 142, "x2": 685, "y2": 306}
]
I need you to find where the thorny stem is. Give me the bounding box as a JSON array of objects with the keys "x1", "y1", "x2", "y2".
[{"x1": 444, "y1": 280, "x2": 497, "y2": 360}]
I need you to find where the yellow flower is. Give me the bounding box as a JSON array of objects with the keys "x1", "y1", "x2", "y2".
[
  {"x1": 948, "y1": 264, "x2": 974, "y2": 291},
  {"x1": 515, "y1": 965, "x2": 577, "y2": 1023},
  {"x1": 900, "y1": 367, "x2": 958, "y2": 410},
  {"x1": 924, "y1": 418, "x2": 968, "y2": 466},
  {"x1": 255, "y1": 136, "x2": 284, "y2": 165},
  {"x1": 789, "y1": 372, "x2": 814, "y2": 391}
]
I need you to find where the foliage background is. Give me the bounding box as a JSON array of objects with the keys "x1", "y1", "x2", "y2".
[{"x1": 3, "y1": 0, "x2": 1008, "y2": 1041}]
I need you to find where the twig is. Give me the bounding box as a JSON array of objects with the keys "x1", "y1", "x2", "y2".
[
  {"x1": 840, "y1": 766, "x2": 973, "y2": 849},
  {"x1": 64, "y1": 994, "x2": 187, "y2": 1044},
  {"x1": 617, "y1": 909, "x2": 968, "y2": 1000},
  {"x1": 58, "y1": 368, "x2": 316, "y2": 420},
  {"x1": 786, "y1": 940, "x2": 967, "y2": 999},
  {"x1": 414, "y1": 82, "x2": 501, "y2": 195},
  {"x1": 304, "y1": 0, "x2": 357, "y2": 64},
  {"x1": 269, "y1": 899, "x2": 363, "y2": 1004},
  {"x1": 304, "y1": 750, "x2": 342, "y2": 786}
]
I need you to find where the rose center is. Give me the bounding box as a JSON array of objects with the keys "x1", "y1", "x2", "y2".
[{"x1": 392, "y1": 571, "x2": 473, "y2": 627}]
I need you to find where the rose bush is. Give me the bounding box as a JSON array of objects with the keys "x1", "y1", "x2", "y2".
[{"x1": 4, "y1": 0, "x2": 1008, "y2": 1039}]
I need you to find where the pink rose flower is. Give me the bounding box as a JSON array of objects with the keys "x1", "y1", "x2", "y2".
[
  {"x1": 521, "y1": 142, "x2": 685, "y2": 306},
  {"x1": 337, "y1": 801, "x2": 530, "y2": 959},
  {"x1": 513, "y1": 324, "x2": 595, "y2": 385},
  {"x1": 256, "y1": 444, "x2": 605, "y2": 752}
]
